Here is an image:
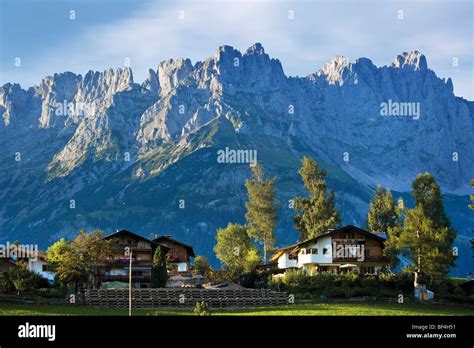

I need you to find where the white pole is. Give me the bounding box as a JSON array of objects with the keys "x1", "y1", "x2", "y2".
[{"x1": 129, "y1": 250, "x2": 132, "y2": 316}]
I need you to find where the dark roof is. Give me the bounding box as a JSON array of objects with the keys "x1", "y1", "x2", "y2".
[
  {"x1": 152, "y1": 235, "x2": 195, "y2": 257},
  {"x1": 298, "y1": 225, "x2": 387, "y2": 247},
  {"x1": 104, "y1": 229, "x2": 170, "y2": 253},
  {"x1": 104, "y1": 229, "x2": 153, "y2": 243},
  {"x1": 271, "y1": 225, "x2": 387, "y2": 258}
]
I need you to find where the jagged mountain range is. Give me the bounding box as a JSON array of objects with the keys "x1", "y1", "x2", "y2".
[{"x1": 0, "y1": 43, "x2": 472, "y2": 275}]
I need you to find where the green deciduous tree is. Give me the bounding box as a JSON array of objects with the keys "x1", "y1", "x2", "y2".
[
  {"x1": 214, "y1": 223, "x2": 260, "y2": 276},
  {"x1": 412, "y1": 173, "x2": 451, "y2": 229},
  {"x1": 193, "y1": 256, "x2": 211, "y2": 275},
  {"x1": 46, "y1": 230, "x2": 114, "y2": 289},
  {"x1": 151, "y1": 248, "x2": 168, "y2": 288},
  {"x1": 293, "y1": 156, "x2": 340, "y2": 240},
  {"x1": 367, "y1": 186, "x2": 400, "y2": 235},
  {"x1": 245, "y1": 163, "x2": 278, "y2": 263}
]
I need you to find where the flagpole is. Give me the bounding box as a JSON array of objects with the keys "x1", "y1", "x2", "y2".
[{"x1": 129, "y1": 250, "x2": 132, "y2": 316}]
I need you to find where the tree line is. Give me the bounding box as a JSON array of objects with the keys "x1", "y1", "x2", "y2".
[
  {"x1": 214, "y1": 156, "x2": 460, "y2": 280},
  {"x1": 10, "y1": 156, "x2": 464, "y2": 291}
]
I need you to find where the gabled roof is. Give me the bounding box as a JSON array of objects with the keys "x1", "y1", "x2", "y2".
[
  {"x1": 104, "y1": 229, "x2": 154, "y2": 244},
  {"x1": 271, "y1": 225, "x2": 387, "y2": 259},
  {"x1": 298, "y1": 225, "x2": 387, "y2": 247},
  {"x1": 152, "y1": 235, "x2": 195, "y2": 258},
  {"x1": 270, "y1": 243, "x2": 300, "y2": 262}
]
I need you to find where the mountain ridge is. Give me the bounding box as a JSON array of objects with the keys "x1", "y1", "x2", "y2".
[{"x1": 0, "y1": 43, "x2": 472, "y2": 275}]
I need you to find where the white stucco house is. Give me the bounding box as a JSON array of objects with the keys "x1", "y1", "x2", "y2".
[
  {"x1": 27, "y1": 252, "x2": 56, "y2": 283},
  {"x1": 270, "y1": 225, "x2": 389, "y2": 275}
]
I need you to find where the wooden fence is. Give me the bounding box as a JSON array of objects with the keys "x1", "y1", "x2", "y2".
[{"x1": 83, "y1": 288, "x2": 289, "y2": 308}]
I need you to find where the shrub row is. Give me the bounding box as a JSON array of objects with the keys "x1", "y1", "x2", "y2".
[{"x1": 269, "y1": 270, "x2": 414, "y2": 298}]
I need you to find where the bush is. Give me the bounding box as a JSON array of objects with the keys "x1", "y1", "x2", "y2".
[
  {"x1": 33, "y1": 288, "x2": 67, "y2": 298},
  {"x1": 239, "y1": 271, "x2": 259, "y2": 288},
  {"x1": 324, "y1": 287, "x2": 350, "y2": 298},
  {"x1": 338, "y1": 272, "x2": 360, "y2": 288},
  {"x1": 452, "y1": 287, "x2": 466, "y2": 297},
  {"x1": 5, "y1": 262, "x2": 49, "y2": 294},
  {"x1": 0, "y1": 273, "x2": 14, "y2": 292},
  {"x1": 31, "y1": 273, "x2": 51, "y2": 289},
  {"x1": 393, "y1": 272, "x2": 414, "y2": 293},
  {"x1": 379, "y1": 272, "x2": 413, "y2": 294},
  {"x1": 194, "y1": 301, "x2": 210, "y2": 316},
  {"x1": 282, "y1": 269, "x2": 310, "y2": 291},
  {"x1": 351, "y1": 286, "x2": 378, "y2": 297},
  {"x1": 271, "y1": 270, "x2": 422, "y2": 299},
  {"x1": 377, "y1": 289, "x2": 399, "y2": 298},
  {"x1": 309, "y1": 272, "x2": 337, "y2": 290},
  {"x1": 193, "y1": 256, "x2": 211, "y2": 275},
  {"x1": 360, "y1": 275, "x2": 379, "y2": 289}
]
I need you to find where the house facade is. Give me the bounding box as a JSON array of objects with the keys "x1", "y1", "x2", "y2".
[
  {"x1": 102, "y1": 230, "x2": 169, "y2": 288},
  {"x1": 102, "y1": 230, "x2": 195, "y2": 287},
  {"x1": 27, "y1": 252, "x2": 56, "y2": 283},
  {"x1": 151, "y1": 235, "x2": 195, "y2": 272},
  {"x1": 0, "y1": 247, "x2": 56, "y2": 284},
  {"x1": 271, "y1": 225, "x2": 389, "y2": 275}
]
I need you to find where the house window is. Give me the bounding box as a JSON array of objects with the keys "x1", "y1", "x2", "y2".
[
  {"x1": 323, "y1": 248, "x2": 328, "y2": 255},
  {"x1": 42, "y1": 264, "x2": 54, "y2": 272},
  {"x1": 363, "y1": 267, "x2": 375, "y2": 274}
]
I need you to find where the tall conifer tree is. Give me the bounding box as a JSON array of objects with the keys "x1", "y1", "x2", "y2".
[
  {"x1": 245, "y1": 163, "x2": 278, "y2": 263},
  {"x1": 293, "y1": 156, "x2": 340, "y2": 240},
  {"x1": 367, "y1": 185, "x2": 399, "y2": 235}
]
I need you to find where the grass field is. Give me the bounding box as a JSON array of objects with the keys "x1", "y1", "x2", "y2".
[{"x1": 0, "y1": 301, "x2": 473, "y2": 316}]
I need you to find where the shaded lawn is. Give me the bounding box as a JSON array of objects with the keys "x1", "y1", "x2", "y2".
[{"x1": 0, "y1": 301, "x2": 473, "y2": 316}]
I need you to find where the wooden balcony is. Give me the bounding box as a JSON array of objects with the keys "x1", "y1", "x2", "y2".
[
  {"x1": 333, "y1": 256, "x2": 389, "y2": 263},
  {"x1": 102, "y1": 275, "x2": 151, "y2": 282}
]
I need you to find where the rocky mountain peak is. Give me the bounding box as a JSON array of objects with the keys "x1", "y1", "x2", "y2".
[
  {"x1": 391, "y1": 51, "x2": 427, "y2": 70},
  {"x1": 0, "y1": 82, "x2": 29, "y2": 127},
  {"x1": 142, "y1": 68, "x2": 160, "y2": 94},
  {"x1": 157, "y1": 58, "x2": 194, "y2": 96},
  {"x1": 317, "y1": 55, "x2": 350, "y2": 85},
  {"x1": 35, "y1": 72, "x2": 82, "y2": 128},
  {"x1": 76, "y1": 67, "x2": 134, "y2": 110},
  {"x1": 211, "y1": 43, "x2": 285, "y2": 92},
  {"x1": 244, "y1": 42, "x2": 265, "y2": 56}
]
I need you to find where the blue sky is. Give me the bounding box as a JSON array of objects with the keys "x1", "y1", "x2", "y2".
[{"x1": 1, "y1": 0, "x2": 472, "y2": 99}]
